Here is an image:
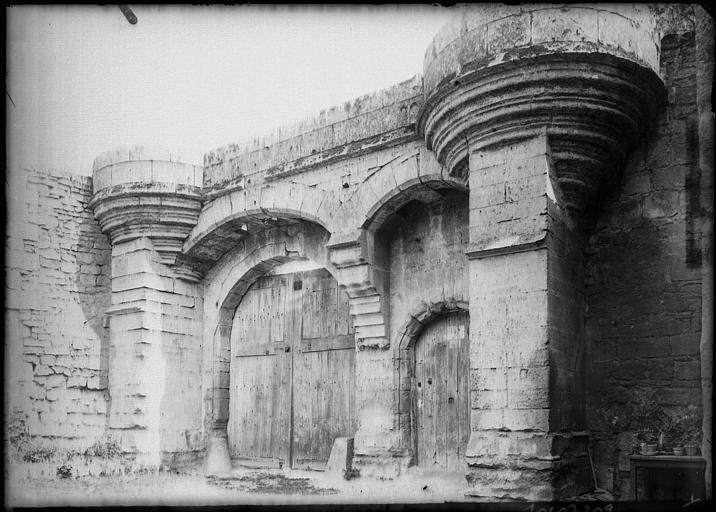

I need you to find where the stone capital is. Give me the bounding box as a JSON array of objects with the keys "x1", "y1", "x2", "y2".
[
  {"x1": 89, "y1": 146, "x2": 204, "y2": 267},
  {"x1": 418, "y1": 4, "x2": 665, "y2": 217}
]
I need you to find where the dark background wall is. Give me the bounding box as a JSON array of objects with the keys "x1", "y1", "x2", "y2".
[{"x1": 584, "y1": 31, "x2": 704, "y2": 498}]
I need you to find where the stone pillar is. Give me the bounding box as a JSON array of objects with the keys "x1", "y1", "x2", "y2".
[
  {"x1": 104, "y1": 239, "x2": 165, "y2": 461},
  {"x1": 465, "y1": 136, "x2": 589, "y2": 500},
  {"x1": 90, "y1": 147, "x2": 204, "y2": 467},
  {"x1": 417, "y1": 4, "x2": 665, "y2": 499},
  {"x1": 329, "y1": 236, "x2": 405, "y2": 478},
  {"x1": 695, "y1": 5, "x2": 714, "y2": 498}
]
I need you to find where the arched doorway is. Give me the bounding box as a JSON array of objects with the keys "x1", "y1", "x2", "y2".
[
  {"x1": 413, "y1": 311, "x2": 470, "y2": 471},
  {"x1": 228, "y1": 262, "x2": 357, "y2": 470}
]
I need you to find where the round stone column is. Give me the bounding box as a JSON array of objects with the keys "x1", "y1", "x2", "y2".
[
  {"x1": 89, "y1": 147, "x2": 204, "y2": 466},
  {"x1": 418, "y1": 5, "x2": 665, "y2": 500},
  {"x1": 419, "y1": 4, "x2": 664, "y2": 218}
]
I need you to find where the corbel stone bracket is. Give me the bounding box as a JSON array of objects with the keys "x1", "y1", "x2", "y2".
[
  {"x1": 89, "y1": 147, "x2": 204, "y2": 274},
  {"x1": 328, "y1": 235, "x2": 390, "y2": 350},
  {"x1": 417, "y1": 4, "x2": 666, "y2": 218}
]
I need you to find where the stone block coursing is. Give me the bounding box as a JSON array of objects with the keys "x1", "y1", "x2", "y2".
[
  {"x1": 584, "y1": 31, "x2": 704, "y2": 498},
  {"x1": 202, "y1": 77, "x2": 423, "y2": 196},
  {"x1": 5, "y1": 168, "x2": 111, "y2": 448},
  {"x1": 388, "y1": 189, "x2": 469, "y2": 454},
  {"x1": 5, "y1": 5, "x2": 709, "y2": 502},
  {"x1": 104, "y1": 238, "x2": 204, "y2": 460}
]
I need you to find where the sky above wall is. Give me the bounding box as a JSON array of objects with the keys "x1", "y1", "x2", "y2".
[{"x1": 7, "y1": 5, "x2": 456, "y2": 176}]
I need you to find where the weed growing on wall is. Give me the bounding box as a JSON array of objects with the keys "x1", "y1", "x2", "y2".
[
  {"x1": 22, "y1": 445, "x2": 58, "y2": 463},
  {"x1": 84, "y1": 434, "x2": 122, "y2": 459},
  {"x1": 56, "y1": 463, "x2": 73, "y2": 479},
  {"x1": 5, "y1": 410, "x2": 57, "y2": 462},
  {"x1": 5, "y1": 410, "x2": 31, "y2": 459}
]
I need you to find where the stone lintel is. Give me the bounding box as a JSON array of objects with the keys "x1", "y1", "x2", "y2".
[
  {"x1": 328, "y1": 238, "x2": 367, "y2": 268},
  {"x1": 465, "y1": 232, "x2": 547, "y2": 260},
  {"x1": 105, "y1": 305, "x2": 143, "y2": 317}
]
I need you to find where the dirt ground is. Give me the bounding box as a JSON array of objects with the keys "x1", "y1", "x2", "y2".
[{"x1": 5, "y1": 465, "x2": 477, "y2": 507}]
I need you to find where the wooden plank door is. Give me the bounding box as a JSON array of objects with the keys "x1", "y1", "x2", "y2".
[
  {"x1": 291, "y1": 268, "x2": 356, "y2": 470},
  {"x1": 414, "y1": 311, "x2": 469, "y2": 471},
  {"x1": 229, "y1": 274, "x2": 293, "y2": 468},
  {"x1": 229, "y1": 268, "x2": 356, "y2": 471}
]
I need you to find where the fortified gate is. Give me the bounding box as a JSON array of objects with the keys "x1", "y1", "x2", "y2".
[{"x1": 7, "y1": 3, "x2": 713, "y2": 502}]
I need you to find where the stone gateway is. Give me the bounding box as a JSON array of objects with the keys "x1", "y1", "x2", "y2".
[{"x1": 5, "y1": 4, "x2": 713, "y2": 502}]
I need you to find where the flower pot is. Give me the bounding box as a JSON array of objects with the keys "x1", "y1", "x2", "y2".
[
  {"x1": 685, "y1": 445, "x2": 699, "y2": 456},
  {"x1": 641, "y1": 443, "x2": 658, "y2": 455},
  {"x1": 673, "y1": 447, "x2": 685, "y2": 456}
]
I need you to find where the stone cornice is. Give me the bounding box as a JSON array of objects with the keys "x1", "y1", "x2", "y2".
[
  {"x1": 202, "y1": 78, "x2": 424, "y2": 195},
  {"x1": 90, "y1": 183, "x2": 202, "y2": 265},
  {"x1": 419, "y1": 53, "x2": 664, "y2": 215},
  {"x1": 202, "y1": 127, "x2": 420, "y2": 203},
  {"x1": 465, "y1": 232, "x2": 547, "y2": 260},
  {"x1": 90, "y1": 147, "x2": 204, "y2": 268},
  {"x1": 418, "y1": 4, "x2": 666, "y2": 217},
  {"x1": 422, "y1": 5, "x2": 660, "y2": 94}
]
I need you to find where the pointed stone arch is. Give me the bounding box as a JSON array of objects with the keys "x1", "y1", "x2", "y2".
[
  {"x1": 396, "y1": 299, "x2": 470, "y2": 351},
  {"x1": 328, "y1": 146, "x2": 468, "y2": 349},
  {"x1": 393, "y1": 300, "x2": 470, "y2": 465},
  {"x1": 202, "y1": 222, "x2": 336, "y2": 437},
  {"x1": 331, "y1": 146, "x2": 467, "y2": 247},
  {"x1": 326, "y1": 150, "x2": 469, "y2": 476},
  {"x1": 182, "y1": 182, "x2": 339, "y2": 279}
]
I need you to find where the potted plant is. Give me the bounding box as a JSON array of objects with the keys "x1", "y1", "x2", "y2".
[
  {"x1": 629, "y1": 388, "x2": 669, "y2": 455},
  {"x1": 663, "y1": 414, "x2": 685, "y2": 455},
  {"x1": 664, "y1": 404, "x2": 701, "y2": 456},
  {"x1": 670, "y1": 425, "x2": 686, "y2": 456},
  {"x1": 637, "y1": 430, "x2": 659, "y2": 455},
  {"x1": 680, "y1": 404, "x2": 702, "y2": 456}
]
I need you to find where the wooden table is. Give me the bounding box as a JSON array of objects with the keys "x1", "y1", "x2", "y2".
[{"x1": 630, "y1": 455, "x2": 706, "y2": 500}]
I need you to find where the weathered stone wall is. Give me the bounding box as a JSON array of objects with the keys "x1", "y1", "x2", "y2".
[
  {"x1": 201, "y1": 222, "x2": 334, "y2": 435},
  {"x1": 695, "y1": 5, "x2": 714, "y2": 498},
  {"x1": 8, "y1": 5, "x2": 706, "y2": 500},
  {"x1": 547, "y1": 208, "x2": 585, "y2": 432},
  {"x1": 89, "y1": 148, "x2": 206, "y2": 468},
  {"x1": 106, "y1": 238, "x2": 204, "y2": 466},
  {"x1": 387, "y1": 190, "x2": 469, "y2": 449},
  {"x1": 585, "y1": 29, "x2": 704, "y2": 498},
  {"x1": 464, "y1": 138, "x2": 591, "y2": 500},
  {"x1": 5, "y1": 168, "x2": 111, "y2": 448},
  {"x1": 424, "y1": 4, "x2": 661, "y2": 93},
  {"x1": 388, "y1": 192, "x2": 469, "y2": 341},
  {"x1": 202, "y1": 77, "x2": 423, "y2": 198}
]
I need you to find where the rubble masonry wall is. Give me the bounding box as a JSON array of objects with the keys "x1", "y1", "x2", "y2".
[{"x1": 5, "y1": 168, "x2": 111, "y2": 448}]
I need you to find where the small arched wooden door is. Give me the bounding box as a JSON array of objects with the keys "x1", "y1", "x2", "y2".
[
  {"x1": 229, "y1": 267, "x2": 356, "y2": 470},
  {"x1": 413, "y1": 311, "x2": 470, "y2": 470}
]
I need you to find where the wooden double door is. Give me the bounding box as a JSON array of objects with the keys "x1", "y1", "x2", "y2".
[
  {"x1": 413, "y1": 311, "x2": 470, "y2": 471},
  {"x1": 228, "y1": 268, "x2": 356, "y2": 470}
]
